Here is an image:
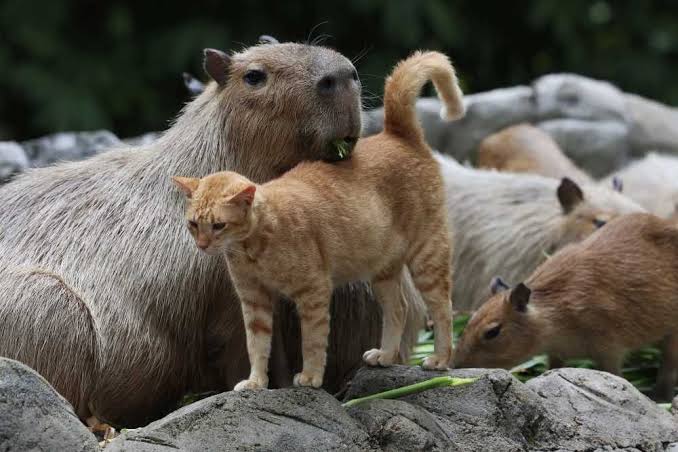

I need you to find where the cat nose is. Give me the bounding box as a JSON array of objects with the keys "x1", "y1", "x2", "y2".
[{"x1": 196, "y1": 237, "x2": 210, "y2": 250}]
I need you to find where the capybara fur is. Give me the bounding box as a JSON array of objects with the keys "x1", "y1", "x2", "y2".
[
  {"x1": 477, "y1": 123, "x2": 594, "y2": 186},
  {"x1": 455, "y1": 213, "x2": 678, "y2": 400},
  {"x1": 435, "y1": 153, "x2": 644, "y2": 311}
]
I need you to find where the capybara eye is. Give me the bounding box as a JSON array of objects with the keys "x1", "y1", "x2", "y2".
[
  {"x1": 213, "y1": 223, "x2": 226, "y2": 230},
  {"x1": 593, "y1": 218, "x2": 607, "y2": 229},
  {"x1": 244, "y1": 70, "x2": 267, "y2": 86},
  {"x1": 188, "y1": 220, "x2": 198, "y2": 228},
  {"x1": 483, "y1": 325, "x2": 501, "y2": 340}
]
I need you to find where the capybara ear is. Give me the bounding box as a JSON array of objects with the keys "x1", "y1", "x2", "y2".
[
  {"x1": 172, "y1": 176, "x2": 200, "y2": 198},
  {"x1": 509, "y1": 283, "x2": 531, "y2": 313},
  {"x1": 490, "y1": 276, "x2": 510, "y2": 295},
  {"x1": 229, "y1": 185, "x2": 257, "y2": 206},
  {"x1": 203, "y1": 48, "x2": 232, "y2": 86},
  {"x1": 612, "y1": 176, "x2": 623, "y2": 193},
  {"x1": 258, "y1": 35, "x2": 279, "y2": 44},
  {"x1": 557, "y1": 177, "x2": 584, "y2": 213}
]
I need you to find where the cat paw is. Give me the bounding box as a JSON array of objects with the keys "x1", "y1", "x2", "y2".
[
  {"x1": 362, "y1": 348, "x2": 398, "y2": 367},
  {"x1": 421, "y1": 354, "x2": 450, "y2": 370},
  {"x1": 234, "y1": 377, "x2": 267, "y2": 391},
  {"x1": 293, "y1": 371, "x2": 323, "y2": 388}
]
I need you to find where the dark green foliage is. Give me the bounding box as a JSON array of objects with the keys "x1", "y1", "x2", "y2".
[{"x1": 1, "y1": 1, "x2": 677, "y2": 140}]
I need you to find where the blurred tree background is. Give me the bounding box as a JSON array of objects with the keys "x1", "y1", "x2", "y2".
[{"x1": 1, "y1": 0, "x2": 676, "y2": 140}]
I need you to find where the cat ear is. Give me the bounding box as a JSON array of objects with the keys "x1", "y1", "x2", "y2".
[
  {"x1": 229, "y1": 185, "x2": 257, "y2": 206},
  {"x1": 172, "y1": 176, "x2": 200, "y2": 198},
  {"x1": 203, "y1": 48, "x2": 231, "y2": 86}
]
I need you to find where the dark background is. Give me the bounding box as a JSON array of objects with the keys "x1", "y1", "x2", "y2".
[{"x1": 1, "y1": 0, "x2": 676, "y2": 141}]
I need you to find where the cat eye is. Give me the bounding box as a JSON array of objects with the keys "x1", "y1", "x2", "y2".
[
  {"x1": 243, "y1": 69, "x2": 266, "y2": 86},
  {"x1": 593, "y1": 218, "x2": 607, "y2": 228},
  {"x1": 213, "y1": 223, "x2": 226, "y2": 230},
  {"x1": 483, "y1": 324, "x2": 502, "y2": 340},
  {"x1": 188, "y1": 220, "x2": 198, "y2": 228}
]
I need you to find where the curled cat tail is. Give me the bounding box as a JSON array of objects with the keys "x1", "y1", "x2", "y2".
[{"x1": 383, "y1": 51, "x2": 465, "y2": 143}]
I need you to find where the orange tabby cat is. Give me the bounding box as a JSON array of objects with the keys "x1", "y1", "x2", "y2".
[{"x1": 173, "y1": 51, "x2": 464, "y2": 390}]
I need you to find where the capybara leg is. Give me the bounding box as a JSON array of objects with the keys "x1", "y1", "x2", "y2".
[
  {"x1": 594, "y1": 351, "x2": 623, "y2": 376},
  {"x1": 0, "y1": 267, "x2": 99, "y2": 420},
  {"x1": 656, "y1": 333, "x2": 678, "y2": 401},
  {"x1": 293, "y1": 283, "x2": 332, "y2": 388},
  {"x1": 550, "y1": 355, "x2": 565, "y2": 369},
  {"x1": 363, "y1": 275, "x2": 406, "y2": 367}
]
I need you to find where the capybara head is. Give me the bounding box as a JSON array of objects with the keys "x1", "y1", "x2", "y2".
[
  {"x1": 555, "y1": 177, "x2": 641, "y2": 248},
  {"x1": 202, "y1": 41, "x2": 362, "y2": 173},
  {"x1": 454, "y1": 279, "x2": 542, "y2": 369}
]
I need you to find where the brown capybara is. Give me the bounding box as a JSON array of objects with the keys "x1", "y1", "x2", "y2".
[{"x1": 455, "y1": 213, "x2": 678, "y2": 400}]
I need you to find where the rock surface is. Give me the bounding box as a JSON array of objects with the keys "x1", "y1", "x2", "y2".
[
  {"x1": 107, "y1": 387, "x2": 374, "y2": 452},
  {"x1": 538, "y1": 118, "x2": 629, "y2": 177},
  {"x1": 347, "y1": 366, "x2": 678, "y2": 452},
  {"x1": 526, "y1": 368, "x2": 678, "y2": 451},
  {"x1": 0, "y1": 141, "x2": 28, "y2": 183},
  {"x1": 20, "y1": 129, "x2": 123, "y2": 167},
  {"x1": 0, "y1": 358, "x2": 99, "y2": 452},
  {"x1": 101, "y1": 365, "x2": 678, "y2": 451}
]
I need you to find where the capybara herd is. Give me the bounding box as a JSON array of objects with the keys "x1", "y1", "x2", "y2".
[{"x1": 0, "y1": 38, "x2": 675, "y2": 430}]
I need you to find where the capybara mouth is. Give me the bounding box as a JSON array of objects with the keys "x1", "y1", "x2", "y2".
[{"x1": 324, "y1": 136, "x2": 358, "y2": 162}]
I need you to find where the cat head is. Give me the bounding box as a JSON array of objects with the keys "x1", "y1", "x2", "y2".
[{"x1": 172, "y1": 171, "x2": 258, "y2": 255}]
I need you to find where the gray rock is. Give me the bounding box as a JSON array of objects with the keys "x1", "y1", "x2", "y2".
[
  {"x1": 533, "y1": 73, "x2": 628, "y2": 122},
  {"x1": 345, "y1": 366, "x2": 678, "y2": 451},
  {"x1": 346, "y1": 366, "x2": 549, "y2": 452},
  {"x1": 526, "y1": 368, "x2": 678, "y2": 451},
  {"x1": 0, "y1": 141, "x2": 29, "y2": 182},
  {"x1": 124, "y1": 131, "x2": 163, "y2": 146},
  {"x1": 107, "y1": 387, "x2": 374, "y2": 452},
  {"x1": 20, "y1": 129, "x2": 122, "y2": 167},
  {"x1": 538, "y1": 119, "x2": 630, "y2": 177},
  {"x1": 625, "y1": 93, "x2": 678, "y2": 156},
  {"x1": 0, "y1": 357, "x2": 99, "y2": 452}
]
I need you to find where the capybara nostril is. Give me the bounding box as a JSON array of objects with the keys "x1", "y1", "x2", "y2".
[
  {"x1": 317, "y1": 75, "x2": 337, "y2": 95},
  {"x1": 317, "y1": 67, "x2": 358, "y2": 96}
]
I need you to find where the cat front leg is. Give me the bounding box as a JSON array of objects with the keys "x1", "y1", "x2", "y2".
[
  {"x1": 292, "y1": 283, "x2": 332, "y2": 388},
  {"x1": 233, "y1": 284, "x2": 274, "y2": 391}
]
